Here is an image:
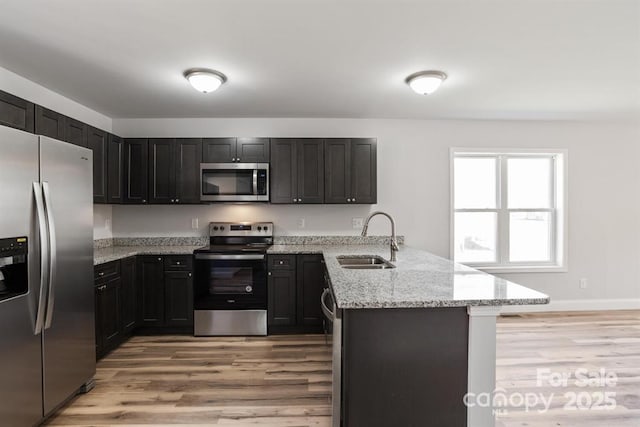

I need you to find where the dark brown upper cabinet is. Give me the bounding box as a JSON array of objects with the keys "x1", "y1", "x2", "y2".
[
  {"x1": 270, "y1": 138, "x2": 324, "y2": 204},
  {"x1": 88, "y1": 126, "x2": 108, "y2": 204},
  {"x1": 148, "y1": 138, "x2": 175, "y2": 204},
  {"x1": 0, "y1": 90, "x2": 34, "y2": 133},
  {"x1": 107, "y1": 134, "x2": 124, "y2": 204},
  {"x1": 149, "y1": 138, "x2": 202, "y2": 204},
  {"x1": 63, "y1": 117, "x2": 88, "y2": 148},
  {"x1": 35, "y1": 105, "x2": 65, "y2": 140},
  {"x1": 325, "y1": 138, "x2": 377, "y2": 204},
  {"x1": 203, "y1": 137, "x2": 269, "y2": 163},
  {"x1": 123, "y1": 138, "x2": 149, "y2": 204},
  {"x1": 175, "y1": 138, "x2": 202, "y2": 203}
]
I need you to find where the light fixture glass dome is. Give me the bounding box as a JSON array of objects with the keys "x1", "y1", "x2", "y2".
[
  {"x1": 184, "y1": 69, "x2": 227, "y2": 93},
  {"x1": 406, "y1": 71, "x2": 447, "y2": 95}
]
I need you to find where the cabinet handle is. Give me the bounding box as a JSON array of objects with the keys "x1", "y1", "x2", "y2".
[
  {"x1": 98, "y1": 272, "x2": 104, "y2": 276},
  {"x1": 232, "y1": 157, "x2": 236, "y2": 162},
  {"x1": 176, "y1": 261, "x2": 181, "y2": 265},
  {"x1": 268, "y1": 272, "x2": 272, "y2": 276},
  {"x1": 236, "y1": 158, "x2": 240, "y2": 162},
  {"x1": 347, "y1": 198, "x2": 351, "y2": 202},
  {"x1": 158, "y1": 257, "x2": 162, "y2": 261},
  {"x1": 176, "y1": 199, "x2": 179, "y2": 203},
  {"x1": 352, "y1": 198, "x2": 356, "y2": 202},
  {"x1": 188, "y1": 273, "x2": 192, "y2": 277},
  {"x1": 279, "y1": 261, "x2": 283, "y2": 265},
  {"x1": 142, "y1": 199, "x2": 147, "y2": 203}
]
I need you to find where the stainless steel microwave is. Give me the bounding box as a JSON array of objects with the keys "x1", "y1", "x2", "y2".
[{"x1": 200, "y1": 163, "x2": 269, "y2": 202}]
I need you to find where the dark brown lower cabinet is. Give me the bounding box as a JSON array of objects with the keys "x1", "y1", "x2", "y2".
[
  {"x1": 137, "y1": 255, "x2": 194, "y2": 333},
  {"x1": 165, "y1": 271, "x2": 194, "y2": 326},
  {"x1": 267, "y1": 254, "x2": 324, "y2": 334},
  {"x1": 95, "y1": 265, "x2": 122, "y2": 360},
  {"x1": 120, "y1": 257, "x2": 137, "y2": 334}
]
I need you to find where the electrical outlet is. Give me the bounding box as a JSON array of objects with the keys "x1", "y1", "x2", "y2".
[
  {"x1": 191, "y1": 218, "x2": 199, "y2": 230},
  {"x1": 579, "y1": 278, "x2": 588, "y2": 289},
  {"x1": 352, "y1": 217, "x2": 364, "y2": 229},
  {"x1": 297, "y1": 218, "x2": 306, "y2": 229}
]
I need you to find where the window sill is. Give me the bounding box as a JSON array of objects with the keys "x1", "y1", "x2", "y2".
[{"x1": 467, "y1": 265, "x2": 567, "y2": 274}]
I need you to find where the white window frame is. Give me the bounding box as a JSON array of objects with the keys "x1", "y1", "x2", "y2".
[{"x1": 450, "y1": 148, "x2": 568, "y2": 273}]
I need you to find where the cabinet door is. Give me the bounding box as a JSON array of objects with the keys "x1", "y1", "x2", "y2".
[
  {"x1": 202, "y1": 138, "x2": 236, "y2": 163},
  {"x1": 63, "y1": 117, "x2": 88, "y2": 148},
  {"x1": 268, "y1": 269, "x2": 297, "y2": 327},
  {"x1": 270, "y1": 138, "x2": 297, "y2": 204},
  {"x1": 124, "y1": 138, "x2": 149, "y2": 204},
  {"x1": 350, "y1": 138, "x2": 377, "y2": 204},
  {"x1": 102, "y1": 277, "x2": 122, "y2": 351},
  {"x1": 107, "y1": 134, "x2": 124, "y2": 204},
  {"x1": 0, "y1": 90, "x2": 34, "y2": 133},
  {"x1": 324, "y1": 138, "x2": 351, "y2": 203},
  {"x1": 35, "y1": 105, "x2": 65, "y2": 140},
  {"x1": 297, "y1": 139, "x2": 324, "y2": 203},
  {"x1": 175, "y1": 138, "x2": 202, "y2": 203},
  {"x1": 148, "y1": 138, "x2": 175, "y2": 204},
  {"x1": 120, "y1": 257, "x2": 137, "y2": 334},
  {"x1": 94, "y1": 286, "x2": 104, "y2": 359},
  {"x1": 88, "y1": 126, "x2": 108, "y2": 204},
  {"x1": 137, "y1": 256, "x2": 165, "y2": 326},
  {"x1": 164, "y1": 271, "x2": 194, "y2": 327},
  {"x1": 236, "y1": 137, "x2": 270, "y2": 163},
  {"x1": 297, "y1": 255, "x2": 324, "y2": 326}
]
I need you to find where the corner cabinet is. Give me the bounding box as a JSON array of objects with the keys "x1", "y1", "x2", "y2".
[
  {"x1": 267, "y1": 254, "x2": 324, "y2": 334},
  {"x1": 325, "y1": 138, "x2": 377, "y2": 204},
  {"x1": 270, "y1": 138, "x2": 324, "y2": 204}
]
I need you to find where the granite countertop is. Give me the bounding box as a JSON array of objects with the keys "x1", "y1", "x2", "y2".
[
  {"x1": 94, "y1": 239, "x2": 549, "y2": 310},
  {"x1": 94, "y1": 245, "x2": 202, "y2": 265},
  {"x1": 269, "y1": 244, "x2": 550, "y2": 309}
]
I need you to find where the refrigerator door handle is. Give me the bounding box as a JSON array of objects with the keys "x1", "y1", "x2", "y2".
[
  {"x1": 33, "y1": 182, "x2": 49, "y2": 335},
  {"x1": 42, "y1": 181, "x2": 57, "y2": 330}
]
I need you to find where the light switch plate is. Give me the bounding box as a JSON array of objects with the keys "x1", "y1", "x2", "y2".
[
  {"x1": 297, "y1": 218, "x2": 306, "y2": 228},
  {"x1": 191, "y1": 218, "x2": 199, "y2": 230}
]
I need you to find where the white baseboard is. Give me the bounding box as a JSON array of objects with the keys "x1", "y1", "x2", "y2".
[{"x1": 500, "y1": 298, "x2": 640, "y2": 314}]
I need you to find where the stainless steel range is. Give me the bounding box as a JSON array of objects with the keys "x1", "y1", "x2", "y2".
[{"x1": 193, "y1": 222, "x2": 273, "y2": 336}]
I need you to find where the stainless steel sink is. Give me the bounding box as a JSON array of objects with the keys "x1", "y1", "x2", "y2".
[{"x1": 337, "y1": 255, "x2": 396, "y2": 269}]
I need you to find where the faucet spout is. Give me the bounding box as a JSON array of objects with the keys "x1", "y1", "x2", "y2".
[{"x1": 361, "y1": 211, "x2": 399, "y2": 262}]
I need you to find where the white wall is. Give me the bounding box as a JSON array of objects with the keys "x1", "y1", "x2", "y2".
[
  {"x1": 113, "y1": 117, "x2": 640, "y2": 306},
  {"x1": 0, "y1": 66, "x2": 112, "y2": 131},
  {"x1": 93, "y1": 204, "x2": 113, "y2": 240}
]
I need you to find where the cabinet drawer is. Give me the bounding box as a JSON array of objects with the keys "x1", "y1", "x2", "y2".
[
  {"x1": 268, "y1": 254, "x2": 296, "y2": 270},
  {"x1": 164, "y1": 255, "x2": 193, "y2": 271},
  {"x1": 95, "y1": 260, "x2": 120, "y2": 282}
]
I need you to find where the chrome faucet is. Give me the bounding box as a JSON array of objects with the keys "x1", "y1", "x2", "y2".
[{"x1": 361, "y1": 211, "x2": 399, "y2": 262}]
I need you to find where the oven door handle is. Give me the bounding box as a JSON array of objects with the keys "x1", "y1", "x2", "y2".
[{"x1": 194, "y1": 253, "x2": 266, "y2": 261}]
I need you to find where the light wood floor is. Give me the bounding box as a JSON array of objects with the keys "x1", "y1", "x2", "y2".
[{"x1": 45, "y1": 311, "x2": 640, "y2": 426}]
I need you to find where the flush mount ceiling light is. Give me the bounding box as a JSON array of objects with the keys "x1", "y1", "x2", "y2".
[
  {"x1": 184, "y1": 68, "x2": 227, "y2": 93},
  {"x1": 405, "y1": 70, "x2": 447, "y2": 95}
]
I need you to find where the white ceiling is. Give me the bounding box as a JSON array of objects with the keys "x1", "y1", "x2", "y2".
[{"x1": 0, "y1": 0, "x2": 638, "y2": 120}]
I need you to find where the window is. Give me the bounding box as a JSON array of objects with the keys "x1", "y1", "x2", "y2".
[{"x1": 451, "y1": 149, "x2": 567, "y2": 272}]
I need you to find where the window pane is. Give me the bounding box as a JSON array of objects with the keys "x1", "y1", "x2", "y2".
[
  {"x1": 509, "y1": 212, "x2": 552, "y2": 262},
  {"x1": 454, "y1": 157, "x2": 497, "y2": 209},
  {"x1": 507, "y1": 158, "x2": 552, "y2": 208},
  {"x1": 454, "y1": 212, "x2": 497, "y2": 263}
]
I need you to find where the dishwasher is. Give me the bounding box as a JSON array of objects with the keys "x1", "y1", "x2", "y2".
[{"x1": 321, "y1": 281, "x2": 341, "y2": 427}]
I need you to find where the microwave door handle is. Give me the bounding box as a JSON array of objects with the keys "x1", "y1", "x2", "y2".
[
  {"x1": 32, "y1": 182, "x2": 48, "y2": 335},
  {"x1": 252, "y1": 169, "x2": 258, "y2": 196},
  {"x1": 42, "y1": 182, "x2": 57, "y2": 330}
]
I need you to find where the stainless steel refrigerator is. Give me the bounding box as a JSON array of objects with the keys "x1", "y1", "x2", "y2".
[{"x1": 0, "y1": 125, "x2": 95, "y2": 425}]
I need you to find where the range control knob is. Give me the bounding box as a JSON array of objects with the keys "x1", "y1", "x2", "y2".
[
  {"x1": 263, "y1": 226, "x2": 268, "y2": 231},
  {"x1": 257, "y1": 226, "x2": 262, "y2": 231},
  {"x1": 213, "y1": 226, "x2": 219, "y2": 231},
  {"x1": 220, "y1": 226, "x2": 225, "y2": 231}
]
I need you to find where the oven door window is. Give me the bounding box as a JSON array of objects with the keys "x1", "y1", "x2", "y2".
[
  {"x1": 210, "y1": 266, "x2": 255, "y2": 295},
  {"x1": 202, "y1": 169, "x2": 254, "y2": 196}
]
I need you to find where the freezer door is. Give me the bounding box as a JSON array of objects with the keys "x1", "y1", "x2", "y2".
[
  {"x1": 39, "y1": 136, "x2": 96, "y2": 415},
  {"x1": 0, "y1": 127, "x2": 43, "y2": 425}
]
